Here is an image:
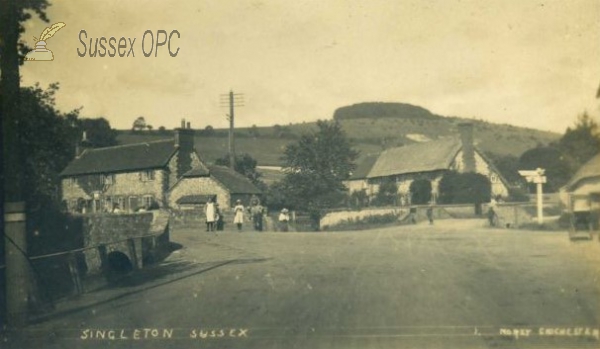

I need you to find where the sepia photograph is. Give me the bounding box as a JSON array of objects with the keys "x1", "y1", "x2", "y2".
[{"x1": 1, "y1": 0, "x2": 599, "y2": 348}]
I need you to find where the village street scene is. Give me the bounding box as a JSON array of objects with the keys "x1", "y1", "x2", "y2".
[{"x1": 1, "y1": 1, "x2": 600, "y2": 349}]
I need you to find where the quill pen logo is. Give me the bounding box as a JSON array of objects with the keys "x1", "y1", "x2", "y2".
[{"x1": 25, "y1": 22, "x2": 66, "y2": 61}]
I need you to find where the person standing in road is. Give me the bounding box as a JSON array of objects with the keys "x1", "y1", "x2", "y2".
[
  {"x1": 488, "y1": 196, "x2": 498, "y2": 227},
  {"x1": 205, "y1": 197, "x2": 216, "y2": 232},
  {"x1": 215, "y1": 203, "x2": 224, "y2": 231},
  {"x1": 251, "y1": 201, "x2": 265, "y2": 231},
  {"x1": 278, "y1": 208, "x2": 290, "y2": 232},
  {"x1": 233, "y1": 199, "x2": 245, "y2": 231},
  {"x1": 426, "y1": 201, "x2": 434, "y2": 225}
]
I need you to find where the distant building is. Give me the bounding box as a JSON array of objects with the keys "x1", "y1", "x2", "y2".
[
  {"x1": 560, "y1": 153, "x2": 600, "y2": 214},
  {"x1": 344, "y1": 123, "x2": 509, "y2": 202},
  {"x1": 169, "y1": 165, "x2": 262, "y2": 209}
]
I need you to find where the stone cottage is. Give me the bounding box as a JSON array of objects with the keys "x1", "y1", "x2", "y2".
[
  {"x1": 61, "y1": 123, "x2": 205, "y2": 213},
  {"x1": 168, "y1": 165, "x2": 262, "y2": 210},
  {"x1": 560, "y1": 153, "x2": 600, "y2": 216},
  {"x1": 344, "y1": 123, "x2": 509, "y2": 202}
]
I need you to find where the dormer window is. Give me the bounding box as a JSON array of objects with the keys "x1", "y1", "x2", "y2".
[{"x1": 140, "y1": 170, "x2": 155, "y2": 182}]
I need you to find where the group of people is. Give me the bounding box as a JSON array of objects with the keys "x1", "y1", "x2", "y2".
[{"x1": 204, "y1": 198, "x2": 291, "y2": 232}]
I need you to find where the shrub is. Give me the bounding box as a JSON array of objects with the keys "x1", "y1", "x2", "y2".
[
  {"x1": 438, "y1": 171, "x2": 491, "y2": 204},
  {"x1": 373, "y1": 179, "x2": 397, "y2": 206},
  {"x1": 325, "y1": 213, "x2": 399, "y2": 231},
  {"x1": 410, "y1": 179, "x2": 432, "y2": 205}
]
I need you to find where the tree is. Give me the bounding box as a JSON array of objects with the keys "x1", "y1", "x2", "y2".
[
  {"x1": 76, "y1": 117, "x2": 117, "y2": 148},
  {"x1": 280, "y1": 120, "x2": 358, "y2": 229},
  {"x1": 486, "y1": 153, "x2": 522, "y2": 185},
  {"x1": 1, "y1": 0, "x2": 52, "y2": 325},
  {"x1": 409, "y1": 179, "x2": 432, "y2": 205},
  {"x1": 131, "y1": 116, "x2": 147, "y2": 132},
  {"x1": 438, "y1": 172, "x2": 491, "y2": 204},
  {"x1": 215, "y1": 153, "x2": 264, "y2": 188},
  {"x1": 518, "y1": 146, "x2": 572, "y2": 192},
  {"x1": 1, "y1": 0, "x2": 51, "y2": 200},
  {"x1": 558, "y1": 112, "x2": 600, "y2": 168},
  {"x1": 373, "y1": 178, "x2": 398, "y2": 206},
  {"x1": 249, "y1": 125, "x2": 260, "y2": 137},
  {"x1": 203, "y1": 125, "x2": 215, "y2": 137}
]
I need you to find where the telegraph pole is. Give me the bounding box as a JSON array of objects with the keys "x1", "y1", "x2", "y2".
[{"x1": 220, "y1": 91, "x2": 244, "y2": 171}]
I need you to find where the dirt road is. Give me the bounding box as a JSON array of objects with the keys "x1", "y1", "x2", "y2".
[{"x1": 6, "y1": 219, "x2": 600, "y2": 349}]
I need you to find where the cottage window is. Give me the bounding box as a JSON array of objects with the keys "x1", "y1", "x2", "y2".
[
  {"x1": 140, "y1": 170, "x2": 155, "y2": 182},
  {"x1": 104, "y1": 196, "x2": 113, "y2": 211},
  {"x1": 490, "y1": 173, "x2": 499, "y2": 183},
  {"x1": 129, "y1": 196, "x2": 140, "y2": 211},
  {"x1": 143, "y1": 195, "x2": 154, "y2": 208}
]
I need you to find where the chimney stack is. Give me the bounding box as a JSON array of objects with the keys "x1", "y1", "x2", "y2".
[
  {"x1": 458, "y1": 123, "x2": 476, "y2": 173},
  {"x1": 174, "y1": 119, "x2": 195, "y2": 178},
  {"x1": 75, "y1": 131, "x2": 91, "y2": 158}
]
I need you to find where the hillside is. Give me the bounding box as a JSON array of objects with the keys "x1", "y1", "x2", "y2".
[{"x1": 116, "y1": 102, "x2": 560, "y2": 166}]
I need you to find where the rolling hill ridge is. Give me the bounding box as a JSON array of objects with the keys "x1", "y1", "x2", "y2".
[{"x1": 117, "y1": 102, "x2": 560, "y2": 166}]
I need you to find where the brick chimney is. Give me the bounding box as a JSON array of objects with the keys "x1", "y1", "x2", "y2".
[
  {"x1": 458, "y1": 123, "x2": 476, "y2": 173},
  {"x1": 174, "y1": 119, "x2": 195, "y2": 178}
]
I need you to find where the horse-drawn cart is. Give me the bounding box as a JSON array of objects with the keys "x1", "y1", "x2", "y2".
[{"x1": 568, "y1": 193, "x2": 600, "y2": 241}]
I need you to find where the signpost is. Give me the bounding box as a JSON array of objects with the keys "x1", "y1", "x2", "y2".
[{"x1": 518, "y1": 168, "x2": 547, "y2": 225}]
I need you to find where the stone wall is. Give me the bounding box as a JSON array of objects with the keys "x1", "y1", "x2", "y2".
[
  {"x1": 488, "y1": 203, "x2": 534, "y2": 228},
  {"x1": 321, "y1": 207, "x2": 408, "y2": 228},
  {"x1": 80, "y1": 211, "x2": 160, "y2": 274}
]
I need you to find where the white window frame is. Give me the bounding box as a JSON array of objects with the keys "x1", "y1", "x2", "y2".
[
  {"x1": 142, "y1": 195, "x2": 154, "y2": 208},
  {"x1": 129, "y1": 196, "x2": 139, "y2": 211},
  {"x1": 140, "y1": 170, "x2": 155, "y2": 182}
]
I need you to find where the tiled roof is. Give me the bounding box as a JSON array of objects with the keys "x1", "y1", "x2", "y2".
[
  {"x1": 565, "y1": 154, "x2": 600, "y2": 190},
  {"x1": 349, "y1": 154, "x2": 379, "y2": 180},
  {"x1": 367, "y1": 139, "x2": 461, "y2": 178},
  {"x1": 182, "y1": 166, "x2": 210, "y2": 177},
  {"x1": 60, "y1": 140, "x2": 176, "y2": 176},
  {"x1": 209, "y1": 165, "x2": 262, "y2": 194},
  {"x1": 181, "y1": 165, "x2": 262, "y2": 194}
]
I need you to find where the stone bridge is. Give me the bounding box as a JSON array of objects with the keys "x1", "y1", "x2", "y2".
[{"x1": 80, "y1": 210, "x2": 171, "y2": 279}]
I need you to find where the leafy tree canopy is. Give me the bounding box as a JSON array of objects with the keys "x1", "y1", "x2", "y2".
[
  {"x1": 558, "y1": 112, "x2": 600, "y2": 168},
  {"x1": 518, "y1": 146, "x2": 572, "y2": 192},
  {"x1": 410, "y1": 179, "x2": 432, "y2": 205},
  {"x1": 215, "y1": 153, "x2": 264, "y2": 188},
  {"x1": 373, "y1": 178, "x2": 398, "y2": 206},
  {"x1": 280, "y1": 120, "x2": 358, "y2": 227},
  {"x1": 77, "y1": 117, "x2": 117, "y2": 148},
  {"x1": 438, "y1": 172, "x2": 491, "y2": 204}
]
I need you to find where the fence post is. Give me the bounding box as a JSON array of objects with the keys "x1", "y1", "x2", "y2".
[
  {"x1": 4, "y1": 202, "x2": 29, "y2": 327},
  {"x1": 67, "y1": 252, "x2": 83, "y2": 295}
]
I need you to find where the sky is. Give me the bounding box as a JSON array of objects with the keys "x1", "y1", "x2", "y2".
[{"x1": 21, "y1": 0, "x2": 600, "y2": 133}]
